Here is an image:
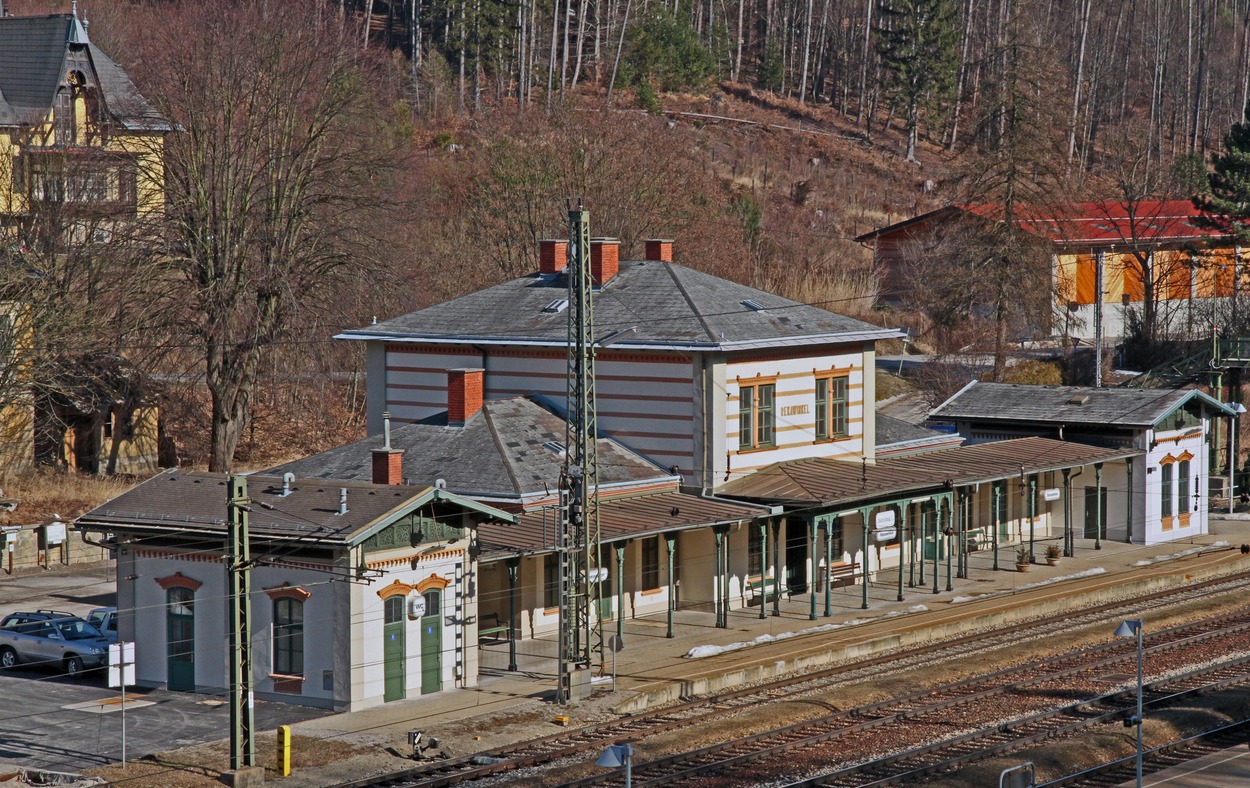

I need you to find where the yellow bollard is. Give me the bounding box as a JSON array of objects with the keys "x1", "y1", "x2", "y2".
[{"x1": 277, "y1": 725, "x2": 291, "y2": 777}]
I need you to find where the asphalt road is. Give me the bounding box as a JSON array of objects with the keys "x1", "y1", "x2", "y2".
[{"x1": 0, "y1": 563, "x2": 331, "y2": 774}]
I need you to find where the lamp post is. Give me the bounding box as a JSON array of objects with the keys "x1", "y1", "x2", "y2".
[
  {"x1": 1114, "y1": 618, "x2": 1144, "y2": 788},
  {"x1": 596, "y1": 743, "x2": 632, "y2": 787}
]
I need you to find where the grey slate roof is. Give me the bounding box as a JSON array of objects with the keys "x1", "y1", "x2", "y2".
[
  {"x1": 75, "y1": 471, "x2": 514, "y2": 545},
  {"x1": 875, "y1": 414, "x2": 948, "y2": 446},
  {"x1": 266, "y1": 397, "x2": 672, "y2": 500},
  {"x1": 929, "y1": 382, "x2": 1235, "y2": 428},
  {"x1": 339, "y1": 261, "x2": 901, "y2": 350},
  {"x1": 0, "y1": 15, "x2": 167, "y2": 130}
]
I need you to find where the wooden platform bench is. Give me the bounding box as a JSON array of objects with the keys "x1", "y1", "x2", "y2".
[
  {"x1": 745, "y1": 575, "x2": 778, "y2": 605},
  {"x1": 827, "y1": 562, "x2": 861, "y2": 589},
  {"x1": 478, "y1": 612, "x2": 511, "y2": 644}
]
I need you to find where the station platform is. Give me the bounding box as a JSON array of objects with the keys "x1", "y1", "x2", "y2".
[{"x1": 293, "y1": 518, "x2": 1250, "y2": 740}]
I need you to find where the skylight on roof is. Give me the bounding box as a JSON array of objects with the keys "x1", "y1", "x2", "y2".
[
  {"x1": 543, "y1": 298, "x2": 569, "y2": 313},
  {"x1": 742, "y1": 299, "x2": 768, "y2": 312},
  {"x1": 543, "y1": 440, "x2": 566, "y2": 457}
]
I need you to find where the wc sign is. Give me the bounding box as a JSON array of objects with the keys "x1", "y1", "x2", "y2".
[{"x1": 873, "y1": 510, "x2": 897, "y2": 542}]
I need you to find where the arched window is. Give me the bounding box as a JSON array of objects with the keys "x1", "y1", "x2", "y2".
[
  {"x1": 1178, "y1": 459, "x2": 1191, "y2": 513},
  {"x1": 384, "y1": 595, "x2": 404, "y2": 625},
  {"x1": 422, "y1": 590, "x2": 440, "y2": 620},
  {"x1": 1161, "y1": 462, "x2": 1174, "y2": 518},
  {"x1": 273, "y1": 598, "x2": 304, "y2": 676}
]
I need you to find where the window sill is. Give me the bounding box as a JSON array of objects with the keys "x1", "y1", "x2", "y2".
[
  {"x1": 735, "y1": 445, "x2": 777, "y2": 455},
  {"x1": 270, "y1": 674, "x2": 304, "y2": 695},
  {"x1": 811, "y1": 435, "x2": 853, "y2": 445}
]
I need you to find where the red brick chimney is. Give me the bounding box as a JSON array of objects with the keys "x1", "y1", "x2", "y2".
[
  {"x1": 590, "y1": 238, "x2": 620, "y2": 285},
  {"x1": 539, "y1": 239, "x2": 568, "y2": 274},
  {"x1": 447, "y1": 368, "x2": 484, "y2": 426},
  {"x1": 371, "y1": 411, "x2": 403, "y2": 485},
  {"x1": 644, "y1": 239, "x2": 673, "y2": 263}
]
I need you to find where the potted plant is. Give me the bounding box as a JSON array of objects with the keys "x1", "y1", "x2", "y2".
[
  {"x1": 1015, "y1": 546, "x2": 1031, "y2": 572},
  {"x1": 1045, "y1": 544, "x2": 1062, "y2": 566}
]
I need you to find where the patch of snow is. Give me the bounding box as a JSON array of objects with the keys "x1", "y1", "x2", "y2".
[
  {"x1": 949, "y1": 567, "x2": 1106, "y2": 604},
  {"x1": 1135, "y1": 541, "x2": 1230, "y2": 566}
]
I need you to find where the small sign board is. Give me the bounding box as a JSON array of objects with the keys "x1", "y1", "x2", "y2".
[
  {"x1": 108, "y1": 641, "x2": 135, "y2": 688},
  {"x1": 44, "y1": 522, "x2": 66, "y2": 545},
  {"x1": 407, "y1": 593, "x2": 426, "y2": 619},
  {"x1": 875, "y1": 526, "x2": 898, "y2": 542},
  {"x1": 1043, "y1": 488, "x2": 1061, "y2": 502},
  {"x1": 608, "y1": 634, "x2": 624, "y2": 653},
  {"x1": 874, "y1": 510, "x2": 896, "y2": 529}
]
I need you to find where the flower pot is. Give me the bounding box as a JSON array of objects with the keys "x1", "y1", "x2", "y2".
[
  {"x1": 1015, "y1": 563, "x2": 1029, "y2": 572},
  {"x1": 1046, "y1": 558, "x2": 1059, "y2": 567}
]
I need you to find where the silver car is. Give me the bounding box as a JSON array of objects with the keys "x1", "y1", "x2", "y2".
[{"x1": 0, "y1": 610, "x2": 110, "y2": 677}]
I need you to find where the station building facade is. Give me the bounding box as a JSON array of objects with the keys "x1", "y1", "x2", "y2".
[{"x1": 73, "y1": 236, "x2": 1233, "y2": 708}]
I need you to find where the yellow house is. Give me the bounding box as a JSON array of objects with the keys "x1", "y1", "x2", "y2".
[{"x1": 0, "y1": 11, "x2": 169, "y2": 473}]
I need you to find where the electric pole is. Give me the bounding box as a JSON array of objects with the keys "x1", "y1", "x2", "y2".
[
  {"x1": 559, "y1": 203, "x2": 602, "y2": 701},
  {"x1": 227, "y1": 475, "x2": 255, "y2": 769}
]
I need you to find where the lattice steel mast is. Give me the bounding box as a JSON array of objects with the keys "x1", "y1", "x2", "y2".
[{"x1": 559, "y1": 203, "x2": 602, "y2": 696}]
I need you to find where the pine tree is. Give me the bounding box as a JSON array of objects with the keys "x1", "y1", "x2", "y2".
[
  {"x1": 874, "y1": 0, "x2": 960, "y2": 163},
  {"x1": 1195, "y1": 105, "x2": 1250, "y2": 243}
]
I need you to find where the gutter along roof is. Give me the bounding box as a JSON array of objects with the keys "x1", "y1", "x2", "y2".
[
  {"x1": 337, "y1": 259, "x2": 902, "y2": 351},
  {"x1": 716, "y1": 437, "x2": 1142, "y2": 507}
]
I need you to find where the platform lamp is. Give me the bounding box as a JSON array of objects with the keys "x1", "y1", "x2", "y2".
[
  {"x1": 596, "y1": 742, "x2": 633, "y2": 787},
  {"x1": 1113, "y1": 618, "x2": 1144, "y2": 788}
]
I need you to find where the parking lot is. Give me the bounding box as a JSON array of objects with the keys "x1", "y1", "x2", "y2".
[{"x1": 0, "y1": 562, "x2": 330, "y2": 773}]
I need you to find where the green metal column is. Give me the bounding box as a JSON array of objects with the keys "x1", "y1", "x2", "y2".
[
  {"x1": 992, "y1": 483, "x2": 1001, "y2": 571},
  {"x1": 227, "y1": 475, "x2": 255, "y2": 770},
  {"x1": 665, "y1": 534, "x2": 676, "y2": 639},
  {"x1": 758, "y1": 520, "x2": 768, "y2": 620},
  {"x1": 615, "y1": 543, "x2": 626, "y2": 642},
  {"x1": 1028, "y1": 474, "x2": 1037, "y2": 564},
  {"x1": 808, "y1": 518, "x2": 818, "y2": 620},
  {"x1": 932, "y1": 499, "x2": 941, "y2": 595},
  {"x1": 861, "y1": 508, "x2": 871, "y2": 610},
  {"x1": 824, "y1": 517, "x2": 834, "y2": 617},
  {"x1": 1126, "y1": 458, "x2": 1134, "y2": 544},
  {"x1": 945, "y1": 495, "x2": 954, "y2": 591},
  {"x1": 1062, "y1": 469, "x2": 1073, "y2": 557},
  {"x1": 897, "y1": 505, "x2": 906, "y2": 602},
  {"x1": 720, "y1": 527, "x2": 730, "y2": 632},
  {"x1": 771, "y1": 519, "x2": 782, "y2": 617},
  {"x1": 506, "y1": 557, "x2": 519, "y2": 671},
  {"x1": 1095, "y1": 463, "x2": 1104, "y2": 550}
]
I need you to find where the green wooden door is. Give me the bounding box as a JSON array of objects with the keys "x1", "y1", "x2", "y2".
[
  {"x1": 1083, "y1": 486, "x2": 1107, "y2": 539},
  {"x1": 383, "y1": 596, "x2": 405, "y2": 702},
  {"x1": 420, "y1": 591, "x2": 442, "y2": 695},
  {"x1": 166, "y1": 587, "x2": 195, "y2": 692}
]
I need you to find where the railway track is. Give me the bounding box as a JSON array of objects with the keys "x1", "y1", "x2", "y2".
[
  {"x1": 335, "y1": 562, "x2": 1250, "y2": 788},
  {"x1": 568, "y1": 616, "x2": 1250, "y2": 786}
]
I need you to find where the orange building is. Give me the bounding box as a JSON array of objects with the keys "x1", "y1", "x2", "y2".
[{"x1": 857, "y1": 201, "x2": 1244, "y2": 341}]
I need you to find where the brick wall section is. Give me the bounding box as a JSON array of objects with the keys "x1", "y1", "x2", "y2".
[
  {"x1": 371, "y1": 449, "x2": 403, "y2": 485},
  {"x1": 644, "y1": 239, "x2": 673, "y2": 262},
  {"x1": 539, "y1": 239, "x2": 568, "y2": 273},
  {"x1": 447, "y1": 368, "x2": 485, "y2": 425},
  {"x1": 591, "y1": 238, "x2": 620, "y2": 284}
]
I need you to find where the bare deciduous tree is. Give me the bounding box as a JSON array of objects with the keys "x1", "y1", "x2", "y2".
[{"x1": 128, "y1": 0, "x2": 404, "y2": 472}]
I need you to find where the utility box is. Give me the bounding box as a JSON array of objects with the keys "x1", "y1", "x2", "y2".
[{"x1": 564, "y1": 667, "x2": 592, "y2": 701}]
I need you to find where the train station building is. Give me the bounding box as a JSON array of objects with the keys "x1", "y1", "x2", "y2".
[{"x1": 74, "y1": 237, "x2": 1239, "y2": 709}]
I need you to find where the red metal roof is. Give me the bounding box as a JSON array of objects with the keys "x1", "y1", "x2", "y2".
[
  {"x1": 716, "y1": 437, "x2": 1141, "y2": 507},
  {"x1": 477, "y1": 490, "x2": 771, "y2": 556},
  {"x1": 858, "y1": 201, "x2": 1230, "y2": 247}
]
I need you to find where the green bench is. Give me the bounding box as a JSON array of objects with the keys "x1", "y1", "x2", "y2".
[
  {"x1": 746, "y1": 575, "x2": 778, "y2": 604},
  {"x1": 478, "y1": 612, "x2": 511, "y2": 643}
]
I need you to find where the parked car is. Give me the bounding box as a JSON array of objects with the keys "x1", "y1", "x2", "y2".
[
  {"x1": 86, "y1": 607, "x2": 118, "y2": 643},
  {"x1": 0, "y1": 610, "x2": 110, "y2": 676}
]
